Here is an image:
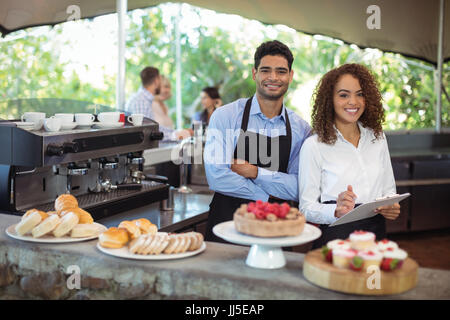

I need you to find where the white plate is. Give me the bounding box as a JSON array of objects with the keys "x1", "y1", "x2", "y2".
[
  {"x1": 96, "y1": 241, "x2": 206, "y2": 260},
  {"x1": 60, "y1": 122, "x2": 78, "y2": 130},
  {"x1": 93, "y1": 122, "x2": 124, "y2": 129},
  {"x1": 213, "y1": 221, "x2": 322, "y2": 247},
  {"x1": 6, "y1": 222, "x2": 107, "y2": 243}
]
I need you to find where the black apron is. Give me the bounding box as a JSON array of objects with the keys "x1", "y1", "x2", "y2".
[
  {"x1": 311, "y1": 202, "x2": 386, "y2": 249},
  {"x1": 205, "y1": 97, "x2": 296, "y2": 243}
]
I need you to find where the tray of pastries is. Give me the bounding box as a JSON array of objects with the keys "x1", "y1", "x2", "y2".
[
  {"x1": 97, "y1": 219, "x2": 205, "y2": 260},
  {"x1": 6, "y1": 194, "x2": 106, "y2": 243}
]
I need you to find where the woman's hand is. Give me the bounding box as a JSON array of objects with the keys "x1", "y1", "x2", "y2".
[
  {"x1": 375, "y1": 203, "x2": 401, "y2": 220},
  {"x1": 335, "y1": 185, "x2": 357, "y2": 218}
]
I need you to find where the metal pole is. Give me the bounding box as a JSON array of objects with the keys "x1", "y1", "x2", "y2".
[
  {"x1": 116, "y1": 0, "x2": 127, "y2": 110},
  {"x1": 435, "y1": 0, "x2": 444, "y2": 133},
  {"x1": 175, "y1": 4, "x2": 182, "y2": 130}
]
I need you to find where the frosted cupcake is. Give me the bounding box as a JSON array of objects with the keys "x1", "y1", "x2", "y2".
[
  {"x1": 321, "y1": 239, "x2": 351, "y2": 262},
  {"x1": 376, "y1": 239, "x2": 399, "y2": 252},
  {"x1": 332, "y1": 248, "x2": 356, "y2": 269},
  {"x1": 349, "y1": 230, "x2": 376, "y2": 251},
  {"x1": 327, "y1": 239, "x2": 351, "y2": 250},
  {"x1": 381, "y1": 248, "x2": 408, "y2": 271},
  {"x1": 359, "y1": 249, "x2": 383, "y2": 271}
]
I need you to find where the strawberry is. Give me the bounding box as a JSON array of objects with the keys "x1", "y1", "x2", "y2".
[
  {"x1": 381, "y1": 258, "x2": 401, "y2": 271},
  {"x1": 247, "y1": 202, "x2": 255, "y2": 213},
  {"x1": 349, "y1": 256, "x2": 364, "y2": 271},
  {"x1": 321, "y1": 246, "x2": 333, "y2": 262}
]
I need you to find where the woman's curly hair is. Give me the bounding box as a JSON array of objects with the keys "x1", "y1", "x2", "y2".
[{"x1": 311, "y1": 63, "x2": 385, "y2": 145}]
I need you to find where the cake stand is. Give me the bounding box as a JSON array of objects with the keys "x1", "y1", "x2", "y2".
[{"x1": 213, "y1": 221, "x2": 321, "y2": 269}]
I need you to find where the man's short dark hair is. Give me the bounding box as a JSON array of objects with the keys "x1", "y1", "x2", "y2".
[
  {"x1": 140, "y1": 66, "x2": 160, "y2": 87},
  {"x1": 254, "y1": 40, "x2": 294, "y2": 71}
]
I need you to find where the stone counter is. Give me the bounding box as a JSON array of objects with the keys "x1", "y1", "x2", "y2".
[{"x1": 1, "y1": 213, "x2": 449, "y2": 300}]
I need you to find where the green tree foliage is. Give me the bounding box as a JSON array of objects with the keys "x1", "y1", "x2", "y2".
[{"x1": 0, "y1": 4, "x2": 448, "y2": 130}]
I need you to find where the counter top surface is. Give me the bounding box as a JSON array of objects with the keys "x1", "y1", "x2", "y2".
[
  {"x1": 97, "y1": 192, "x2": 213, "y2": 231},
  {"x1": 1, "y1": 213, "x2": 449, "y2": 299}
]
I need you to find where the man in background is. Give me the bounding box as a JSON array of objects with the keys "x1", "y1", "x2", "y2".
[{"x1": 126, "y1": 66, "x2": 161, "y2": 119}]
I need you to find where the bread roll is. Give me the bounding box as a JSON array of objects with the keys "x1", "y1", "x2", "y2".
[
  {"x1": 55, "y1": 194, "x2": 78, "y2": 213},
  {"x1": 70, "y1": 223, "x2": 102, "y2": 238},
  {"x1": 22, "y1": 209, "x2": 48, "y2": 221},
  {"x1": 32, "y1": 214, "x2": 61, "y2": 238},
  {"x1": 163, "y1": 234, "x2": 179, "y2": 254},
  {"x1": 153, "y1": 234, "x2": 170, "y2": 255},
  {"x1": 132, "y1": 218, "x2": 157, "y2": 235},
  {"x1": 60, "y1": 207, "x2": 93, "y2": 224},
  {"x1": 129, "y1": 235, "x2": 147, "y2": 254},
  {"x1": 53, "y1": 212, "x2": 79, "y2": 237},
  {"x1": 15, "y1": 211, "x2": 42, "y2": 236},
  {"x1": 98, "y1": 227, "x2": 129, "y2": 248},
  {"x1": 118, "y1": 221, "x2": 141, "y2": 239}
]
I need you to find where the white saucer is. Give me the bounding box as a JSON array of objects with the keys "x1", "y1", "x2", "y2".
[
  {"x1": 93, "y1": 122, "x2": 125, "y2": 129},
  {"x1": 60, "y1": 122, "x2": 78, "y2": 130},
  {"x1": 213, "y1": 221, "x2": 321, "y2": 269},
  {"x1": 76, "y1": 122, "x2": 94, "y2": 128},
  {"x1": 13, "y1": 122, "x2": 35, "y2": 131}
]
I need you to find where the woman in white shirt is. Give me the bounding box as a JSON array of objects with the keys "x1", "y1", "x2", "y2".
[{"x1": 298, "y1": 64, "x2": 401, "y2": 248}]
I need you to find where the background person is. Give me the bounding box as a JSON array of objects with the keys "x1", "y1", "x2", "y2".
[
  {"x1": 192, "y1": 87, "x2": 222, "y2": 127},
  {"x1": 298, "y1": 63, "x2": 401, "y2": 249}
]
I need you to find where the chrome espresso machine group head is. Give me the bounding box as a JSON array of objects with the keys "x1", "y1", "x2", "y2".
[{"x1": 0, "y1": 118, "x2": 168, "y2": 219}]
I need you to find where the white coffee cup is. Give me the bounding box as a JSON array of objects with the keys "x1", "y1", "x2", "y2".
[
  {"x1": 54, "y1": 113, "x2": 75, "y2": 124},
  {"x1": 43, "y1": 117, "x2": 61, "y2": 132},
  {"x1": 127, "y1": 113, "x2": 144, "y2": 126},
  {"x1": 98, "y1": 112, "x2": 120, "y2": 123},
  {"x1": 21, "y1": 112, "x2": 45, "y2": 130},
  {"x1": 75, "y1": 113, "x2": 95, "y2": 126}
]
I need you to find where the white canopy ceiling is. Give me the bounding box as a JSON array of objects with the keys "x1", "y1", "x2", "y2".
[{"x1": 0, "y1": 0, "x2": 448, "y2": 65}]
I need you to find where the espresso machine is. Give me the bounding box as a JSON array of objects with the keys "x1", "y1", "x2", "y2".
[{"x1": 0, "y1": 118, "x2": 169, "y2": 220}]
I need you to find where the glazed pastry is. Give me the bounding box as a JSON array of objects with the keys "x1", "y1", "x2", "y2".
[
  {"x1": 22, "y1": 209, "x2": 48, "y2": 221},
  {"x1": 53, "y1": 212, "x2": 79, "y2": 237},
  {"x1": 15, "y1": 211, "x2": 43, "y2": 236},
  {"x1": 32, "y1": 214, "x2": 61, "y2": 238},
  {"x1": 118, "y1": 220, "x2": 141, "y2": 239},
  {"x1": 54, "y1": 194, "x2": 78, "y2": 213},
  {"x1": 98, "y1": 227, "x2": 129, "y2": 248},
  {"x1": 60, "y1": 207, "x2": 94, "y2": 224},
  {"x1": 70, "y1": 223, "x2": 102, "y2": 238},
  {"x1": 132, "y1": 218, "x2": 157, "y2": 235}
]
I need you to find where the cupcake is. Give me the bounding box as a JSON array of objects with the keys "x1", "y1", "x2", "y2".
[
  {"x1": 359, "y1": 249, "x2": 383, "y2": 271},
  {"x1": 321, "y1": 239, "x2": 351, "y2": 262},
  {"x1": 332, "y1": 248, "x2": 356, "y2": 269},
  {"x1": 376, "y1": 239, "x2": 399, "y2": 252},
  {"x1": 381, "y1": 248, "x2": 408, "y2": 271},
  {"x1": 349, "y1": 230, "x2": 376, "y2": 251}
]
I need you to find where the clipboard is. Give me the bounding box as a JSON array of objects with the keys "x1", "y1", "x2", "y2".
[{"x1": 329, "y1": 193, "x2": 411, "y2": 227}]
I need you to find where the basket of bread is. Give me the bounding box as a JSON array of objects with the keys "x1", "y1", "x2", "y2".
[
  {"x1": 97, "y1": 219, "x2": 205, "y2": 260},
  {"x1": 6, "y1": 194, "x2": 106, "y2": 242}
]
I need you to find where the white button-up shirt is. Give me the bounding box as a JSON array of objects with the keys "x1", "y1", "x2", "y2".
[{"x1": 298, "y1": 122, "x2": 396, "y2": 225}]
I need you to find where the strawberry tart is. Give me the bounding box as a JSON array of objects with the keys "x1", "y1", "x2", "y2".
[{"x1": 233, "y1": 200, "x2": 305, "y2": 237}]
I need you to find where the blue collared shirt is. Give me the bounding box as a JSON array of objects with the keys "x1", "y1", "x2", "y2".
[
  {"x1": 125, "y1": 87, "x2": 175, "y2": 140},
  {"x1": 204, "y1": 96, "x2": 311, "y2": 201}
]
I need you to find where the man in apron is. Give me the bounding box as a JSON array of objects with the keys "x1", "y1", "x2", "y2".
[{"x1": 203, "y1": 40, "x2": 311, "y2": 242}]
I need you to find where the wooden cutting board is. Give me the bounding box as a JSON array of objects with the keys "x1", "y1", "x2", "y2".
[{"x1": 303, "y1": 249, "x2": 418, "y2": 295}]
